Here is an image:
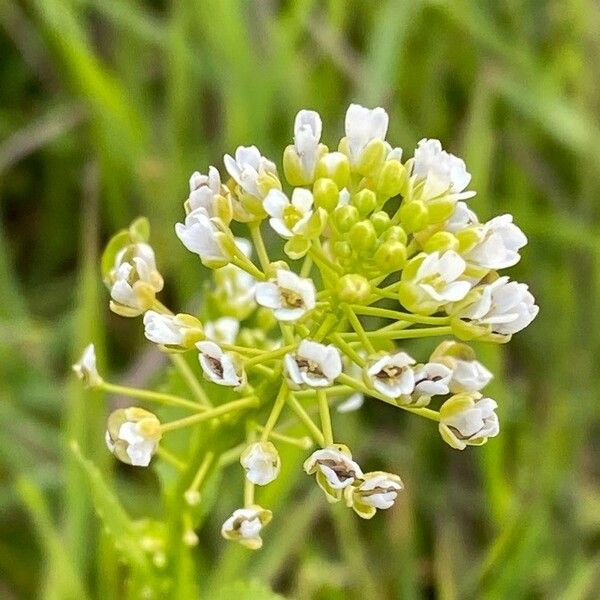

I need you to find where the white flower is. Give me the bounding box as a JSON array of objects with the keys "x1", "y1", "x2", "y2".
[
  {"x1": 336, "y1": 393, "x2": 364, "y2": 413},
  {"x1": 439, "y1": 394, "x2": 499, "y2": 450},
  {"x1": 109, "y1": 243, "x2": 163, "y2": 316},
  {"x1": 285, "y1": 340, "x2": 342, "y2": 388},
  {"x1": 412, "y1": 362, "x2": 452, "y2": 397},
  {"x1": 454, "y1": 276, "x2": 539, "y2": 335},
  {"x1": 446, "y1": 201, "x2": 478, "y2": 233},
  {"x1": 143, "y1": 311, "x2": 203, "y2": 348},
  {"x1": 204, "y1": 317, "x2": 240, "y2": 345},
  {"x1": 413, "y1": 138, "x2": 474, "y2": 198},
  {"x1": 293, "y1": 109, "x2": 322, "y2": 180},
  {"x1": 255, "y1": 269, "x2": 316, "y2": 321},
  {"x1": 221, "y1": 506, "x2": 272, "y2": 550},
  {"x1": 263, "y1": 188, "x2": 315, "y2": 238},
  {"x1": 105, "y1": 407, "x2": 162, "y2": 467},
  {"x1": 186, "y1": 166, "x2": 222, "y2": 216},
  {"x1": 344, "y1": 103, "x2": 389, "y2": 164},
  {"x1": 344, "y1": 471, "x2": 404, "y2": 519},
  {"x1": 224, "y1": 145, "x2": 277, "y2": 198},
  {"x1": 240, "y1": 441, "x2": 281, "y2": 485},
  {"x1": 400, "y1": 251, "x2": 472, "y2": 315},
  {"x1": 304, "y1": 445, "x2": 363, "y2": 502},
  {"x1": 175, "y1": 208, "x2": 226, "y2": 264},
  {"x1": 464, "y1": 214, "x2": 528, "y2": 270},
  {"x1": 72, "y1": 344, "x2": 103, "y2": 388},
  {"x1": 430, "y1": 341, "x2": 493, "y2": 393},
  {"x1": 196, "y1": 341, "x2": 245, "y2": 388},
  {"x1": 366, "y1": 351, "x2": 416, "y2": 398}
]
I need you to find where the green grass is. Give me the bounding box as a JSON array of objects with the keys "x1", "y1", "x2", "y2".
[{"x1": 1, "y1": 0, "x2": 599, "y2": 598}]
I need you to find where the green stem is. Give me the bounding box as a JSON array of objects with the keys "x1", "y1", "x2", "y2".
[
  {"x1": 231, "y1": 255, "x2": 266, "y2": 281},
  {"x1": 160, "y1": 396, "x2": 258, "y2": 433},
  {"x1": 329, "y1": 332, "x2": 367, "y2": 367},
  {"x1": 294, "y1": 384, "x2": 354, "y2": 398},
  {"x1": 157, "y1": 447, "x2": 186, "y2": 470},
  {"x1": 351, "y1": 304, "x2": 451, "y2": 325},
  {"x1": 244, "y1": 475, "x2": 255, "y2": 507},
  {"x1": 260, "y1": 383, "x2": 289, "y2": 442},
  {"x1": 99, "y1": 382, "x2": 204, "y2": 412},
  {"x1": 336, "y1": 325, "x2": 453, "y2": 341},
  {"x1": 219, "y1": 342, "x2": 263, "y2": 356},
  {"x1": 317, "y1": 389, "x2": 334, "y2": 445},
  {"x1": 245, "y1": 343, "x2": 296, "y2": 367},
  {"x1": 300, "y1": 254, "x2": 313, "y2": 277},
  {"x1": 185, "y1": 451, "x2": 215, "y2": 503},
  {"x1": 255, "y1": 426, "x2": 312, "y2": 449},
  {"x1": 287, "y1": 394, "x2": 326, "y2": 447},
  {"x1": 248, "y1": 222, "x2": 271, "y2": 271},
  {"x1": 342, "y1": 304, "x2": 375, "y2": 354},
  {"x1": 169, "y1": 354, "x2": 212, "y2": 407}
]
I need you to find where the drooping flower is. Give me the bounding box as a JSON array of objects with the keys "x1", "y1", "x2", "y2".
[
  {"x1": 72, "y1": 343, "x2": 103, "y2": 388},
  {"x1": 343, "y1": 103, "x2": 389, "y2": 166},
  {"x1": 463, "y1": 214, "x2": 528, "y2": 270},
  {"x1": 430, "y1": 340, "x2": 493, "y2": 393},
  {"x1": 108, "y1": 243, "x2": 164, "y2": 317},
  {"x1": 412, "y1": 138, "x2": 474, "y2": 199},
  {"x1": 284, "y1": 340, "x2": 342, "y2": 388},
  {"x1": 240, "y1": 441, "x2": 281, "y2": 485},
  {"x1": 399, "y1": 251, "x2": 472, "y2": 315},
  {"x1": 452, "y1": 276, "x2": 539, "y2": 336},
  {"x1": 143, "y1": 311, "x2": 203, "y2": 349},
  {"x1": 105, "y1": 407, "x2": 162, "y2": 467},
  {"x1": 409, "y1": 362, "x2": 452, "y2": 405},
  {"x1": 254, "y1": 269, "x2": 316, "y2": 321},
  {"x1": 204, "y1": 316, "x2": 240, "y2": 345},
  {"x1": 439, "y1": 393, "x2": 499, "y2": 450},
  {"x1": 196, "y1": 341, "x2": 246, "y2": 388},
  {"x1": 366, "y1": 351, "x2": 416, "y2": 398},
  {"x1": 224, "y1": 146, "x2": 278, "y2": 199},
  {"x1": 344, "y1": 471, "x2": 404, "y2": 519},
  {"x1": 304, "y1": 445, "x2": 364, "y2": 502},
  {"x1": 221, "y1": 505, "x2": 272, "y2": 550}
]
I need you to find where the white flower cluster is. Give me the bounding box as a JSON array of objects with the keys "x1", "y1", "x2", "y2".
[{"x1": 75, "y1": 103, "x2": 538, "y2": 551}]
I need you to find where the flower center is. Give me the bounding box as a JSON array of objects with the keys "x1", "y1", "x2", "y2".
[
  {"x1": 295, "y1": 357, "x2": 324, "y2": 377},
  {"x1": 205, "y1": 356, "x2": 224, "y2": 378},
  {"x1": 280, "y1": 287, "x2": 305, "y2": 309},
  {"x1": 283, "y1": 205, "x2": 303, "y2": 229},
  {"x1": 376, "y1": 366, "x2": 404, "y2": 382},
  {"x1": 318, "y1": 459, "x2": 356, "y2": 481}
]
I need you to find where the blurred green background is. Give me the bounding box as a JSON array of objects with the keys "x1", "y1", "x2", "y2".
[{"x1": 1, "y1": 0, "x2": 599, "y2": 598}]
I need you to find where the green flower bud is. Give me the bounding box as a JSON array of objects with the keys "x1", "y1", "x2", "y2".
[
  {"x1": 423, "y1": 231, "x2": 459, "y2": 253},
  {"x1": 283, "y1": 144, "x2": 310, "y2": 186},
  {"x1": 336, "y1": 274, "x2": 371, "y2": 304},
  {"x1": 284, "y1": 235, "x2": 311, "y2": 260},
  {"x1": 353, "y1": 189, "x2": 377, "y2": 216},
  {"x1": 374, "y1": 240, "x2": 407, "y2": 272},
  {"x1": 399, "y1": 200, "x2": 429, "y2": 233},
  {"x1": 381, "y1": 225, "x2": 408, "y2": 245},
  {"x1": 355, "y1": 139, "x2": 387, "y2": 176},
  {"x1": 427, "y1": 198, "x2": 456, "y2": 224},
  {"x1": 313, "y1": 178, "x2": 340, "y2": 212},
  {"x1": 377, "y1": 159, "x2": 407, "y2": 198},
  {"x1": 333, "y1": 204, "x2": 360, "y2": 233},
  {"x1": 349, "y1": 220, "x2": 377, "y2": 253},
  {"x1": 370, "y1": 211, "x2": 391, "y2": 234},
  {"x1": 334, "y1": 240, "x2": 353, "y2": 259},
  {"x1": 315, "y1": 152, "x2": 350, "y2": 188}
]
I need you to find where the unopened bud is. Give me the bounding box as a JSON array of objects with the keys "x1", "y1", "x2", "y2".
[{"x1": 336, "y1": 274, "x2": 371, "y2": 304}]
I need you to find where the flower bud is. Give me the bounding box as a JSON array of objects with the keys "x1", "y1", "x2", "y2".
[
  {"x1": 284, "y1": 236, "x2": 311, "y2": 260},
  {"x1": 381, "y1": 224, "x2": 408, "y2": 245},
  {"x1": 423, "y1": 231, "x2": 459, "y2": 253},
  {"x1": 221, "y1": 505, "x2": 272, "y2": 550},
  {"x1": 105, "y1": 407, "x2": 162, "y2": 467},
  {"x1": 377, "y1": 159, "x2": 407, "y2": 197},
  {"x1": 353, "y1": 189, "x2": 377, "y2": 216},
  {"x1": 333, "y1": 240, "x2": 353, "y2": 260},
  {"x1": 354, "y1": 139, "x2": 387, "y2": 176},
  {"x1": 348, "y1": 220, "x2": 377, "y2": 253},
  {"x1": 143, "y1": 311, "x2": 204, "y2": 350},
  {"x1": 283, "y1": 144, "x2": 309, "y2": 186},
  {"x1": 240, "y1": 441, "x2": 281, "y2": 485},
  {"x1": 333, "y1": 204, "x2": 360, "y2": 233},
  {"x1": 427, "y1": 197, "x2": 456, "y2": 224},
  {"x1": 336, "y1": 274, "x2": 371, "y2": 304},
  {"x1": 315, "y1": 152, "x2": 350, "y2": 188},
  {"x1": 374, "y1": 240, "x2": 407, "y2": 272},
  {"x1": 313, "y1": 178, "x2": 340, "y2": 212},
  {"x1": 399, "y1": 200, "x2": 429, "y2": 233},
  {"x1": 72, "y1": 344, "x2": 103, "y2": 388},
  {"x1": 370, "y1": 210, "x2": 391, "y2": 234}
]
